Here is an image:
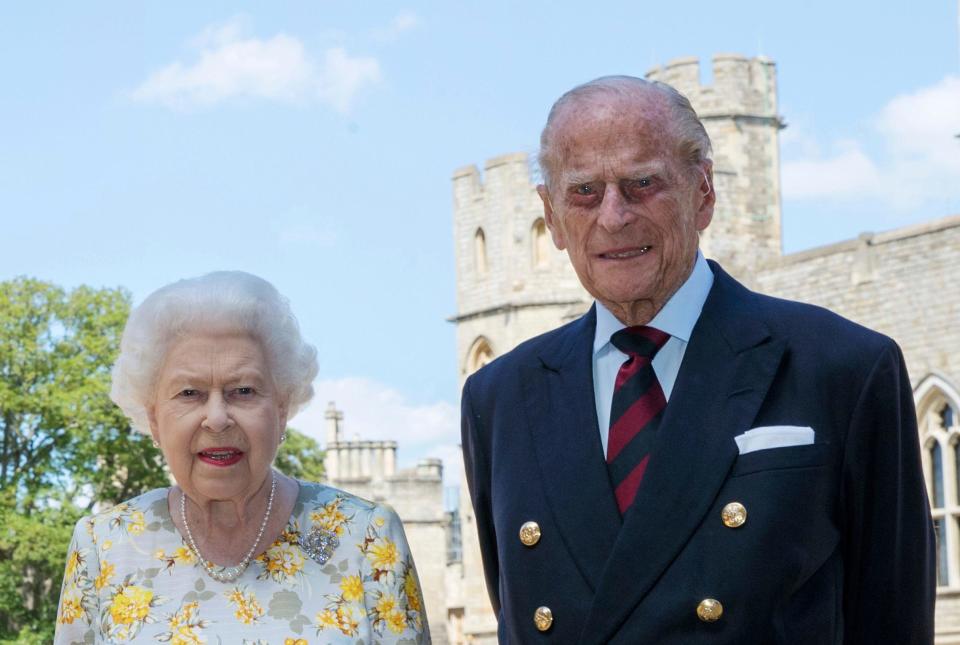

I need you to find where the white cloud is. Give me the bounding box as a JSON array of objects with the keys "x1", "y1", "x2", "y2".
[
  {"x1": 289, "y1": 377, "x2": 461, "y2": 485},
  {"x1": 130, "y1": 17, "x2": 381, "y2": 113},
  {"x1": 782, "y1": 75, "x2": 960, "y2": 210},
  {"x1": 782, "y1": 141, "x2": 881, "y2": 200},
  {"x1": 372, "y1": 11, "x2": 419, "y2": 42}
]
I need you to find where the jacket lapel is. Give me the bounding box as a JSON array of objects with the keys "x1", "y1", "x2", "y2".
[
  {"x1": 522, "y1": 305, "x2": 623, "y2": 591},
  {"x1": 579, "y1": 263, "x2": 786, "y2": 644}
]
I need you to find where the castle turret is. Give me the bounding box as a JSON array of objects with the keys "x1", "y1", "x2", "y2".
[
  {"x1": 451, "y1": 153, "x2": 589, "y2": 386},
  {"x1": 647, "y1": 54, "x2": 784, "y2": 277}
]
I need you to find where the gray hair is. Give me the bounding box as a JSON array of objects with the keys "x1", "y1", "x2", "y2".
[
  {"x1": 538, "y1": 75, "x2": 713, "y2": 187},
  {"x1": 110, "y1": 271, "x2": 318, "y2": 434}
]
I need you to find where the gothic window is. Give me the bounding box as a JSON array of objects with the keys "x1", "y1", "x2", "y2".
[
  {"x1": 466, "y1": 337, "x2": 494, "y2": 375},
  {"x1": 943, "y1": 404, "x2": 957, "y2": 432},
  {"x1": 531, "y1": 218, "x2": 550, "y2": 269},
  {"x1": 932, "y1": 442, "x2": 945, "y2": 508},
  {"x1": 474, "y1": 228, "x2": 487, "y2": 275},
  {"x1": 916, "y1": 374, "x2": 960, "y2": 590}
]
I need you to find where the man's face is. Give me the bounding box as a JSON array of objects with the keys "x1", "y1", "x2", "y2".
[{"x1": 537, "y1": 96, "x2": 714, "y2": 325}]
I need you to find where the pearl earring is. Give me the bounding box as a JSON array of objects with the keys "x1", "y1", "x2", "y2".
[
  {"x1": 279, "y1": 432, "x2": 287, "y2": 443},
  {"x1": 152, "y1": 439, "x2": 160, "y2": 449}
]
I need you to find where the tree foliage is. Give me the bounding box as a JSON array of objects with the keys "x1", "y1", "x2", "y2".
[
  {"x1": 274, "y1": 427, "x2": 325, "y2": 482},
  {"x1": 0, "y1": 277, "x2": 168, "y2": 508},
  {"x1": 0, "y1": 277, "x2": 169, "y2": 639}
]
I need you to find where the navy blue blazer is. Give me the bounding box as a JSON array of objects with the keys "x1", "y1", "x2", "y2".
[{"x1": 461, "y1": 261, "x2": 935, "y2": 644}]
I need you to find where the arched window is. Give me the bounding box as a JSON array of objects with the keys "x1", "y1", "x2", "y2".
[
  {"x1": 932, "y1": 441, "x2": 945, "y2": 508},
  {"x1": 474, "y1": 228, "x2": 487, "y2": 275},
  {"x1": 531, "y1": 218, "x2": 550, "y2": 269},
  {"x1": 916, "y1": 374, "x2": 960, "y2": 589},
  {"x1": 943, "y1": 404, "x2": 957, "y2": 432},
  {"x1": 466, "y1": 337, "x2": 494, "y2": 375}
]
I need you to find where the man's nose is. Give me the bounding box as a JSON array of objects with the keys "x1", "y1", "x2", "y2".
[
  {"x1": 201, "y1": 393, "x2": 233, "y2": 432},
  {"x1": 596, "y1": 184, "x2": 636, "y2": 233}
]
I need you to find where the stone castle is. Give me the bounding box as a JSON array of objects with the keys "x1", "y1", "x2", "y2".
[{"x1": 324, "y1": 54, "x2": 959, "y2": 643}]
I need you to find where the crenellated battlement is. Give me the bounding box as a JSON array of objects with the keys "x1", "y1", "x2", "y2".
[
  {"x1": 647, "y1": 54, "x2": 779, "y2": 121},
  {"x1": 451, "y1": 152, "x2": 532, "y2": 207}
]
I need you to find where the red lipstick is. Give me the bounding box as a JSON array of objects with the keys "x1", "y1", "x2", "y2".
[{"x1": 197, "y1": 447, "x2": 244, "y2": 467}]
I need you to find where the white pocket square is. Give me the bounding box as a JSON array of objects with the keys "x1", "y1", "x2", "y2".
[{"x1": 734, "y1": 425, "x2": 815, "y2": 455}]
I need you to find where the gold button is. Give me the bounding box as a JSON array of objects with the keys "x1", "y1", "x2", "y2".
[
  {"x1": 697, "y1": 598, "x2": 723, "y2": 622},
  {"x1": 519, "y1": 521, "x2": 541, "y2": 546},
  {"x1": 721, "y1": 502, "x2": 747, "y2": 528},
  {"x1": 534, "y1": 606, "x2": 553, "y2": 631}
]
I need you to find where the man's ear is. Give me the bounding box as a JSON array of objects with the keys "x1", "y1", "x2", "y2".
[
  {"x1": 537, "y1": 184, "x2": 568, "y2": 250},
  {"x1": 694, "y1": 160, "x2": 715, "y2": 232}
]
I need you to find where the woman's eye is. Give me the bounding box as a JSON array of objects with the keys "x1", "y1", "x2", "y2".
[
  {"x1": 234, "y1": 387, "x2": 255, "y2": 397},
  {"x1": 179, "y1": 389, "x2": 199, "y2": 398}
]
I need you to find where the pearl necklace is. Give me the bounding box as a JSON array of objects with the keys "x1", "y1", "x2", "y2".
[{"x1": 179, "y1": 471, "x2": 277, "y2": 583}]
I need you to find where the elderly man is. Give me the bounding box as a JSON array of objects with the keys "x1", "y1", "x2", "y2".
[{"x1": 460, "y1": 76, "x2": 935, "y2": 644}]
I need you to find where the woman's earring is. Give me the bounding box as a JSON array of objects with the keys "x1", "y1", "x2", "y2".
[
  {"x1": 279, "y1": 432, "x2": 287, "y2": 443},
  {"x1": 152, "y1": 439, "x2": 160, "y2": 449}
]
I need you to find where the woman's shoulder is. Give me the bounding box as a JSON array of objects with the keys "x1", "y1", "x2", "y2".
[
  {"x1": 80, "y1": 487, "x2": 170, "y2": 531},
  {"x1": 293, "y1": 479, "x2": 380, "y2": 514},
  {"x1": 291, "y1": 480, "x2": 407, "y2": 531}
]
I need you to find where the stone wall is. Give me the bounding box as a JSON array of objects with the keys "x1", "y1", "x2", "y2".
[{"x1": 752, "y1": 216, "x2": 960, "y2": 390}]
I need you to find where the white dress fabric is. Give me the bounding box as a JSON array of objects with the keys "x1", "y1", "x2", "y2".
[{"x1": 54, "y1": 480, "x2": 429, "y2": 644}]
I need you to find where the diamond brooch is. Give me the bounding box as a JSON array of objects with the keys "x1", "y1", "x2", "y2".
[{"x1": 298, "y1": 526, "x2": 339, "y2": 565}]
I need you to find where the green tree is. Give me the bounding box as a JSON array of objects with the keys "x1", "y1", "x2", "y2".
[
  {"x1": 0, "y1": 277, "x2": 166, "y2": 639},
  {"x1": 274, "y1": 427, "x2": 325, "y2": 482},
  {"x1": 0, "y1": 277, "x2": 167, "y2": 509},
  {"x1": 0, "y1": 491, "x2": 80, "y2": 643}
]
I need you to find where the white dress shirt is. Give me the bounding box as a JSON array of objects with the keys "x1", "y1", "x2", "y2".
[{"x1": 593, "y1": 251, "x2": 714, "y2": 457}]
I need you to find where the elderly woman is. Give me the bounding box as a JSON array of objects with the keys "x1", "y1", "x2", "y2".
[{"x1": 54, "y1": 272, "x2": 429, "y2": 643}]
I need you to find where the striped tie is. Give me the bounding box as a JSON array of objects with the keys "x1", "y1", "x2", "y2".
[{"x1": 607, "y1": 326, "x2": 670, "y2": 514}]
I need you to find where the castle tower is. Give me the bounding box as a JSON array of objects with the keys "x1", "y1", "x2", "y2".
[
  {"x1": 646, "y1": 54, "x2": 784, "y2": 277},
  {"x1": 451, "y1": 152, "x2": 589, "y2": 385}
]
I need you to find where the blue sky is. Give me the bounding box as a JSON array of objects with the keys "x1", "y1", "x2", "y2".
[{"x1": 1, "y1": 1, "x2": 958, "y2": 484}]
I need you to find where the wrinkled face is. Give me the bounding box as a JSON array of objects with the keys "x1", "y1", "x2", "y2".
[
  {"x1": 538, "y1": 96, "x2": 714, "y2": 324},
  {"x1": 148, "y1": 331, "x2": 286, "y2": 504}
]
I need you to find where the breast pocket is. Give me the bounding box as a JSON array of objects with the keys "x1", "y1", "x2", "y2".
[{"x1": 730, "y1": 442, "x2": 832, "y2": 477}]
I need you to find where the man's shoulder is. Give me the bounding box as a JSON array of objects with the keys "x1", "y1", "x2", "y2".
[
  {"x1": 728, "y1": 273, "x2": 898, "y2": 363},
  {"x1": 466, "y1": 311, "x2": 590, "y2": 390}
]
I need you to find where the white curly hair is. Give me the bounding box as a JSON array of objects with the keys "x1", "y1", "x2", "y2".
[{"x1": 110, "y1": 271, "x2": 318, "y2": 434}]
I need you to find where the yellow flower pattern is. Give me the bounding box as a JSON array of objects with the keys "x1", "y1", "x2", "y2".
[
  {"x1": 256, "y1": 540, "x2": 304, "y2": 584},
  {"x1": 226, "y1": 586, "x2": 265, "y2": 624},
  {"x1": 53, "y1": 483, "x2": 427, "y2": 643},
  {"x1": 56, "y1": 592, "x2": 83, "y2": 625},
  {"x1": 94, "y1": 560, "x2": 115, "y2": 590},
  {"x1": 310, "y1": 496, "x2": 352, "y2": 536},
  {"x1": 158, "y1": 600, "x2": 209, "y2": 644},
  {"x1": 340, "y1": 574, "x2": 364, "y2": 602},
  {"x1": 367, "y1": 537, "x2": 400, "y2": 573}
]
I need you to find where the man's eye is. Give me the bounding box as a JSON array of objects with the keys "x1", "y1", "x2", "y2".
[
  {"x1": 622, "y1": 177, "x2": 653, "y2": 199},
  {"x1": 575, "y1": 184, "x2": 594, "y2": 195}
]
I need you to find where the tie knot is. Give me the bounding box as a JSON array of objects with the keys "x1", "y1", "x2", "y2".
[{"x1": 610, "y1": 326, "x2": 670, "y2": 359}]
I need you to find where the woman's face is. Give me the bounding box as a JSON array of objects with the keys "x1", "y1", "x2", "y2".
[{"x1": 148, "y1": 331, "x2": 286, "y2": 504}]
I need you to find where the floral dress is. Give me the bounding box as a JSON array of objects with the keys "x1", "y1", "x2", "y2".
[{"x1": 54, "y1": 481, "x2": 429, "y2": 644}]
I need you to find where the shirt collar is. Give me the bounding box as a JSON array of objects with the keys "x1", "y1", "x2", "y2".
[{"x1": 593, "y1": 251, "x2": 714, "y2": 354}]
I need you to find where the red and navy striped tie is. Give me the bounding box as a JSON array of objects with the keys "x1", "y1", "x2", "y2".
[{"x1": 607, "y1": 326, "x2": 670, "y2": 514}]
